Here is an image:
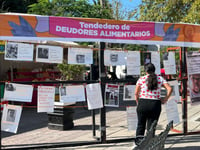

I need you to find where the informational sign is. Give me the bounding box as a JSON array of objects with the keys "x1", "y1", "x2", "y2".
[
  {"x1": 37, "y1": 86, "x2": 55, "y2": 112},
  {"x1": 2, "y1": 14, "x2": 200, "y2": 48},
  {"x1": 104, "y1": 50, "x2": 126, "y2": 66},
  {"x1": 1, "y1": 104, "x2": 22, "y2": 133},
  {"x1": 59, "y1": 85, "x2": 85, "y2": 103},
  {"x1": 186, "y1": 51, "x2": 200, "y2": 105},
  {"x1": 123, "y1": 85, "x2": 136, "y2": 101},
  {"x1": 36, "y1": 45, "x2": 63, "y2": 64},
  {"x1": 105, "y1": 84, "x2": 120, "y2": 107},
  {"x1": 127, "y1": 51, "x2": 140, "y2": 75},
  {"x1": 168, "y1": 80, "x2": 180, "y2": 102},
  {"x1": 126, "y1": 106, "x2": 138, "y2": 130},
  {"x1": 163, "y1": 52, "x2": 176, "y2": 75},
  {"x1": 68, "y1": 47, "x2": 93, "y2": 64},
  {"x1": 151, "y1": 51, "x2": 161, "y2": 75},
  {"x1": 165, "y1": 99, "x2": 180, "y2": 124},
  {"x1": 4, "y1": 42, "x2": 34, "y2": 61},
  {"x1": 3, "y1": 82, "x2": 33, "y2": 102},
  {"x1": 86, "y1": 83, "x2": 103, "y2": 110}
]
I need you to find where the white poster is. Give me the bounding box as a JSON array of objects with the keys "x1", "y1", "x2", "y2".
[
  {"x1": 37, "y1": 86, "x2": 55, "y2": 112},
  {"x1": 1, "y1": 104, "x2": 22, "y2": 133},
  {"x1": 86, "y1": 83, "x2": 103, "y2": 110},
  {"x1": 165, "y1": 99, "x2": 180, "y2": 124},
  {"x1": 5, "y1": 42, "x2": 34, "y2": 61},
  {"x1": 163, "y1": 52, "x2": 176, "y2": 75},
  {"x1": 186, "y1": 51, "x2": 200, "y2": 105},
  {"x1": 59, "y1": 85, "x2": 85, "y2": 103},
  {"x1": 168, "y1": 80, "x2": 180, "y2": 102},
  {"x1": 151, "y1": 51, "x2": 161, "y2": 75},
  {"x1": 36, "y1": 45, "x2": 63, "y2": 63},
  {"x1": 104, "y1": 50, "x2": 126, "y2": 66},
  {"x1": 123, "y1": 85, "x2": 136, "y2": 101},
  {"x1": 126, "y1": 106, "x2": 138, "y2": 130},
  {"x1": 68, "y1": 47, "x2": 93, "y2": 64},
  {"x1": 127, "y1": 51, "x2": 140, "y2": 75},
  {"x1": 105, "y1": 84, "x2": 120, "y2": 107},
  {"x1": 3, "y1": 82, "x2": 33, "y2": 102}
]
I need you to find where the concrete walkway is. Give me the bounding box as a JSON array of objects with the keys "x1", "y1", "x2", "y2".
[{"x1": 1, "y1": 101, "x2": 200, "y2": 150}]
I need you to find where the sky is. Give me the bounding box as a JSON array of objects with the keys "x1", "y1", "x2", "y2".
[
  {"x1": 89, "y1": 0, "x2": 142, "y2": 10},
  {"x1": 89, "y1": 0, "x2": 142, "y2": 20},
  {"x1": 120, "y1": 0, "x2": 142, "y2": 10}
]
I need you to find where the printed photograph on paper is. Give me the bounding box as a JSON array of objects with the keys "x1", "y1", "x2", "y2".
[
  {"x1": 110, "y1": 54, "x2": 118, "y2": 62},
  {"x1": 105, "y1": 84, "x2": 120, "y2": 107},
  {"x1": 37, "y1": 47, "x2": 49, "y2": 59},
  {"x1": 1, "y1": 104, "x2": 22, "y2": 133},
  {"x1": 186, "y1": 51, "x2": 200, "y2": 105},
  {"x1": 5, "y1": 43, "x2": 18, "y2": 59},
  {"x1": 143, "y1": 52, "x2": 151, "y2": 65},
  {"x1": 6, "y1": 109, "x2": 16, "y2": 122},
  {"x1": 36, "y1": 45, "x2": 63, "y2": 64},
  {"x1": 188, "y1": 73, "x2": 200, "y2": 104},
  {"x1": 5, "y1": 42, "x2": 34, "y2": 61},
  {"x1": 60, "y1": 87, "x2": 67, "y2": 96},
  {"x1": 76, "y1": 54, "x2": 85, "y2": 63},
  {"x1": 123, "y1": 85, "x2": 136, "y2": 101}
]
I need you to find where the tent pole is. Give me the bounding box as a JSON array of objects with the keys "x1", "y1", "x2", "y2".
[
  {"x1": 99, "y1": 42, "x2": 106, "y2": 143},
  {"x1": 181, "y1": 47, "x2": 188, "y2": 134}
]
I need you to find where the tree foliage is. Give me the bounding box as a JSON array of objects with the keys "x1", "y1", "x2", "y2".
[
  {"x1": 0, "y1": 0, "x2": 37, "y2": 13},
  {"x1": 28, "y1": 0, "x2": 113, "y2": 19},
  {"x1": 137, "y1": 0, "x2": 200, "y2": 24},
  {"x1": 110, "y1": 0, "x2": 137, "y2": 20}
]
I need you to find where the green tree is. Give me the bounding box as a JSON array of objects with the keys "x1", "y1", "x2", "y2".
[
  {"x1": 0, "y1": 0, "x2": 37, "y2": 13},
  {"x1": 28, "y1": 0, "x2": 113, "y2": 19},
  {"x1": 137, "y1": 0, "x2": 200, "y2": 24},
  {"x1": 110, "y1": 0, "x2": 137, "y2": 20}
]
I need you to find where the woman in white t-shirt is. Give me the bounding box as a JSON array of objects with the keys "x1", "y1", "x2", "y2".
[{"x1": 134, "y1": 63, "x2": 172, "y2": 146}]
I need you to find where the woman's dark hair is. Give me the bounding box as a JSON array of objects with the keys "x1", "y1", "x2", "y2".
[{"x1": 144, "y1": 63, "x2": 158, "y2": 91}]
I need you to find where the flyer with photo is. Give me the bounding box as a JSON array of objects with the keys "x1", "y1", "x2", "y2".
[
  {"x1": 3, "y1": 82, "x2": 33, "y2": 102},
  {"x1": 5, "y1": 42, "x2": 34, "y2": 61},
  {"x1": 104, "y1": 50, "x2": 126, "y2": 66},
  {"x1": 163, "y1": 52, "x2": 176, "y2": 75},
  {"x1": 36, "y1": 45, "x2": 63, "y2": 63},
  {"x1": 105, "y1": 84, "x2": 120, "y2": 107},
  {"x1": 127, "y1": 51, "x2": 140, "y2": 75},
  {"x1": 68, "y1": 47, "x2": 93, "y2": 64},
  {"x1": 59, "y1": 85, "x2": 85, "y2": 103},
  {"x1": 186, "y1": 51, "x2": 200, "y2": 105},
  {"x1": 123, "y1": 85, "x2": 136, "y2": 101},
  {"x1": 1, "y1": 104, "x2": 22, "y2": 133},
  {"x1": 86, "y1": 83, "x2": 103, "y2": 110}
]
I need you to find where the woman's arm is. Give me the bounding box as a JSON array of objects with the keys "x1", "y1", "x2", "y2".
[
  {"x1": 135, "y1": 85, "x2": 141, "y2": 104},
  {"x1": 162, "y1": 83, "x2": 172, "y2": 104}
]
